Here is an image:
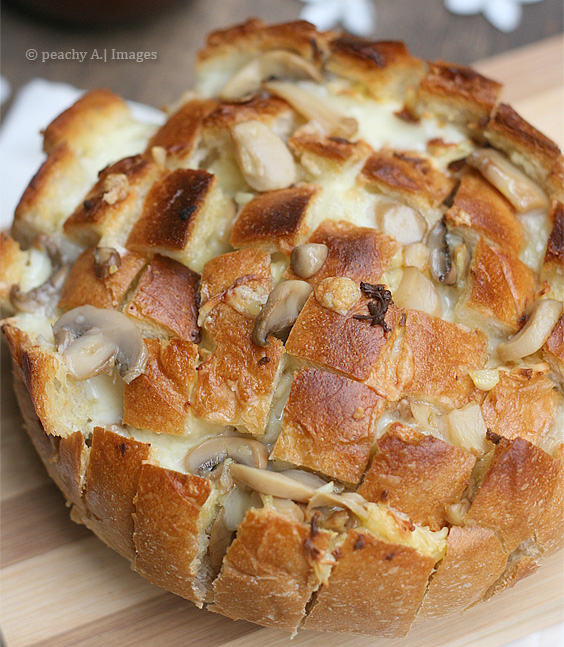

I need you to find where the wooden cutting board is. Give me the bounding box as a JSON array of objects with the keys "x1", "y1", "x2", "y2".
[{"x1": 1, "y1": 35, "x2": 563, "y2": 647}]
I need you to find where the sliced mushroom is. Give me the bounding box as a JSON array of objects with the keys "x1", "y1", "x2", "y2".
[
  {"x1": 290, "y1": 243, "x2": 329, "y2": 279},
  {"x1": 307, "y1": 487, "x2": 369, "y2": 521},
  {"x1": 222, "y1": 486, "x2": 261, "y2": 530},
  {"x1": 374, "y1": 200, "x2": 427, "y2": 245},
  {"x1": 467, "y1": 148, "x2": 549, "y2": 213},
  {"x1": 264, "y1": 81, "x2": 358, "y2": 139},
  {"x1": 281, "y1": 469, "x2": 328, "y2": 490},
  {"x1": 498, "y1": 299, "x2": 563, "y2": 363},
  {"x1": 267, "y1": 496, "x2": 305, "y2": 523},
  {"x1": 452, "y1": 241, "x2": 470, "y2": 285},
  {"x1": 445, "y1": 500, "x2": 470, "y2": 526},
  {"x1": 229, "y1": 463, "x2": 317, "y2": 502},
  {"x1": 428, "y1": 220, "x2": 457, "y2": 285},
  {"x1": 208, "y1": 509, "x2": 234, "y2": 574},
  {"x1": 184, "y1": 436, "x2": 269, "y2": 476},
  {"x1": 52, "y1": 305, "x2": 147, "y2": 383},
  {"x1": 220, "y1": 50, "x2": 323, "y2": 102},
  {"x1": 93, "y1": 247, "x2": 122, "y2": 279},
  {"x1": 252, "y1": 279, "x2": 313, "y2": 347},
  {"x1": 10, "y1": 235, "x2": 69, "y2": 314},
  {"x1": 231, "y1": 120, "x2": 297, "y2": 192},
  {"x1": 394, "y1": 267, "x2": 442, "y2": 317},
  {"x1": 447, "y1": 402, "x2": 490, "y2": 455}
]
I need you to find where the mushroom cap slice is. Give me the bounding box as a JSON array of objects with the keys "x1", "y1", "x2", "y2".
[
  {"x1": 93, "y1": 247, "x2": 122, "y2": 279},
  {"x1": 290, "y1": 243, "x2": 329, "y2": 279},
  {"x1": 220, "y1": 50, "x2": 323, "y2": 101},
  {"x1": 229, "y1": 463, "x2": 317, "y2": 503},
  {"x1": 252, "y1": 279, "x2": 313, "y2": 347},
  {"x1": 264, "y1": 81, "x2": 358, "y2": 139},
  {"x1": 184, "y1": 436, "x2": 269, "y2": 476},
  {"x1": 498, "y1": 299, "x2": 563, "y2": 363},
  {"x1": 467, "y1": 148, "x2": 549, "y2": 213},
  {"x1": 428, "y1": 220, "x2": 457, "y2": 285},
  {"x1": 231, "y1": 120, "x2": 297, "y2": 192},
  {"x1": 52, "y1": 305, "x2": 148, "y2": 383},
  {"x1": 394, "y1": 267, "x2": 442, "y2": 318},
  {"x1": 374, "y1": 200, "x2": 427, "y2": 245}
]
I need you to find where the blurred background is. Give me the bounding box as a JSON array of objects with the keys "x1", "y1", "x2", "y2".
[{"x1": 1, "y1": 0, "x2": 563, "y2": 109}]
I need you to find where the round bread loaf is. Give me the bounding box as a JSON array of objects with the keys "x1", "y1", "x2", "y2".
[{"x1": 1, "y1": 19, "x2": 563, "y2": 638}]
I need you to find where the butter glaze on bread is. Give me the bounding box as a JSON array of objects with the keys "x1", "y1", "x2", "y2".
[{"x1": 1, "y1": 18, "x2": 563, "y2": 639}]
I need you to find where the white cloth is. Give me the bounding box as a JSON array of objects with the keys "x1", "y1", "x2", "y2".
[
  {"x1": 0, "y1": 78, "x2": 162, "y2": 230},
  {"x1": 299, "y1": 0, "x2": 377, "y2": 36},
  {"x1": 0, "y1": 76, "x2": 562, "y2": 647},
  {"x1": 445, "y1": 0, "x2": 545, "y2": 33}
]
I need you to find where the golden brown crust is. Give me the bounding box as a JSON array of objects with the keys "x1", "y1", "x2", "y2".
[
  {"x1": 83, "y1": 427, "x2": 152, "y2": 560},
  {"x1": 360, "y1": 150, "x2": 456, "y2": 211},
  {"x1": 203, "y1": 95, "x2": 294, "y2": 133},
  {"x1": 57, "y1": 431, "x2": 90, "y2": 510},
  {"x1": 11, "y1": 360, "x2": 88, "y2": 510},
  {"x1": 58, "y1": 247, "x2": 148, "y2": 311},
  {"x1": 133, "y1": 463, "x2": 215, "y2": 605},
  {"x1": 42, "y1": 88, "x2": 130, "y2": 154},
  {"x1": 285, "y1": 220, "x2": 400, "y2": 286},
  {"x1": 465, "y1": 437, "x2": 560, "y2": 552},
  {"x1": 289, "y1": 131, "x2": 372, "y2": 176},
  {"x1": 123, "y1": 338, "x2": 198, "y2": 434},
  {"x1": 192, "y1": 304, "x2": 284, "y2": 434},
  {"x1": 147, "y1": 98, "x2": 218, "y2": 162},
  {"x1": 485, "y1": 103, "x2": 563, "y2": 193},
  {"x1": 326, "y1": 37, "x2": 425, "y2": 101},
  {"x1": 418, "y1": 526, "x2": 507, "y2": 619},
  {"x1": 544, "y1": 200, "x2": 564, "y2": 270},
  {"x1": 199, "y1": 19, "x2": 328, "y2": 64},
  {"x1": 0, "y1": 233, "x2": 28, "y2": 306},
  {"x1": 397, "y1": 310, "x2": 487, "y2": 407},
  {"x1": 358, "y1": 423, "x2": 475, "y2": 530},
  {"x1": 305, "y1": 528, "x2": 435, "y2": 636},
  {"x1": 2, "y1": 19, "x2": 563, "y2": 639},
  {"x1": 482, "y1": 553, "x2": 539, "y2": 601},
  {"x1": 126, "y1": 169, "x2": 216, "y2": 254},
  {"x1": 272, "y1": 368, "x2": 386, "y2": 485},
  {"x1": 12, "y1": 143, "x2": 82, "y2": 245},
  {"x1": 544, "y1": 314, "x2": 564, "y2": 379},
  {"x1": 211, "y1": 507, "x2": 334, "y2": 633},
  {"x1": 286, "y1": 294, "x2": 403, "y2": 382},
  {"x1": 63, "y1": 155, "x2": 161, "y2": 247},
  {"x1": 446, "y1": 168, "x2": 523, "y2": 254},
  {"x1": 199, "y1": 248, "x2": 272, "y2": 305},
  {"x1": 230, "y1": 184, "x2": 320, "y2": 254},
  {"x1": 465, "y1": 238, "x2": 536, "y2": 332},
  {"x1": 124, "y1": 254, "x2": 200, "y2": 342},
  {"x1": 414, "y1": 61, "x2": 501, "y2": 136},
  {"x1": 481, "y1": 367, "x2": 561, "y2": 446},
  {"x1": 534, "y1": 444, "x2": 564, "y2": 555},
  {"x1": 19, "y1": 337, "x2": 65, "y2": 437}
]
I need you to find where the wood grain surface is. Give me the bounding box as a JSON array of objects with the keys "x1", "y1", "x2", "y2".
[{"x1": 1, "y1": 35, "x2": 563, "y2": 647}]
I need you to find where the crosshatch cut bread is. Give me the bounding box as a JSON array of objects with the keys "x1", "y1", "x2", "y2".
[{"x1": 1, "y1": 18, "x2": 564, "y2": 638}]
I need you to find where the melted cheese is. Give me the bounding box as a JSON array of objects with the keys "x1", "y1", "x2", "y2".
[
  {"x1": 82, "y1": 373, "x2": 125, "y2": 428},
  {"x1": 127, "y1": 419, "x2": 226, "y2": 473},
  {"x1": 519, "y1": 209, "x2": 551, "y2": 272},
  {"x1": 19, "y1": 249, "x2": 52, "y2": 292},
  {"x1": 298, "y1": 81, "x2": 470, "y2": 157}
]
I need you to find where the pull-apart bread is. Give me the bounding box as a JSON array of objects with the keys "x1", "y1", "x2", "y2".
[{"x1": 2, "y1": 19, "x2": 564, "y2": 638}]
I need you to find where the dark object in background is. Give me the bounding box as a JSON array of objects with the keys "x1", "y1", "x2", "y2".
[{"x1": 5, "y1": 0, "x2": 180, "y2": 28}]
